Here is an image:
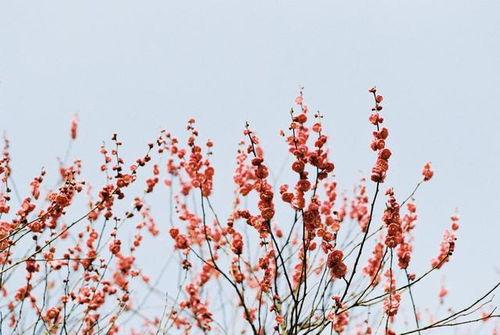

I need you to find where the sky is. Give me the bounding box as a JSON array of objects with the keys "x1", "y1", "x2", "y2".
[{"x1": 1, "y1": 1, "x2": 499, "y2": 333}]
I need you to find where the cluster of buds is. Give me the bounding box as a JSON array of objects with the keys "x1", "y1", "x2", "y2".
[
  {"x1": 329, "y1": 296, "x2": 349, "y2": 333},
  {"x1": 0, "y1": 194, "x2": 9, "y2": 215},
  {"x1": 333, "y1": 310, "x2": 349, "y2": 333},
  {"x1": 231, "y1": 262, "x2": 245, "y2": 283},
  {"x1": 397, "y1": 202, "x2": 418, "y2": 269},
  {"x1": 383, "y1": 269, "x2": 401, "y2": 317},
  {"x1": 382, "y1": 189, "x2": 403, "y2": 248},
  {"x1": 350, "y1": 179, "x2": 370, "y2": 232},
  {"x1": 0, "y1": 221, "x2": 12, "y2": 250},
  {"x1": 318, "y1": 181, "x2": 340, "y2": 253},
  {"x1": 422, "y1": 162, "x2": 434, "y2": 181},
  {"x1": 184, "y1": 118, "x2": 215, "y2": 197},
  {"x1": 45, "y1": 161, "x2": 84, "y2": 228},
  {"x1": 369, "y1": 87, "x2": 391, "y2": 183},
  {"x1": 431, "y1": 215, "x2": 459, "y2": 269},
  {"x1": 44, "y1": 306, "x2": 62, "y2": 324},
  {"x1": 144, "y1": 164, "x2": 159, "y2": 193},
  {"x1": 281, "y1": 91, "x2": 335, "y2": 212},
  {"x1": 241, "y1": 126, "x2": 276, "y2": 237},
  {"x1": 231, "y1": 231, "x2": 244, "y2": 255},
  {"x1": 179, "y1": 284, "x2": 213, "y2": 332},
  {"x1": 363, "y1": 242, "x2": 384, "y2": 284},
  {"x1": 70, "y1": 114, "x2": 79, "y2": 140},
  {"x1": 0, "y1": 137, "x2": 12, "y2": 185},
  {"x1": 29, "y1": 168, "x2": 45, "y2": 200},
  {"x1": 251, "y1": 157, "x2": 275, "y2": 223},
  {"x1": 169, "y1": 227, "x2": 189, "y2": 250},
  {"x1": 327, "y1": 249, "x2": 347, "y2": 278},
  {"x1": 258, "y1": 250, "x2": 276, "y2": 293}
]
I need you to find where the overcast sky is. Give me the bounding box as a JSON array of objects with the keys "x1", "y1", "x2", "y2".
[{"x1": 1, "y1": 1, "x2": 499, "y2": 333}]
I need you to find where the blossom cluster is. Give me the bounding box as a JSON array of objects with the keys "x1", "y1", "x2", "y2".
[{"x1": 0, "y1": 88, "x2": 494, "y2": 335}]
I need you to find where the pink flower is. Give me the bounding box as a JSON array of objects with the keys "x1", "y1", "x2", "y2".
[{"x1": 422, "y1": 162, "x2": 434, "y2": 181}]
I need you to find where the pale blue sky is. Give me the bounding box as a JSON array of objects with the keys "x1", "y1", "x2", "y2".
[{"x1": 1, "y1": 1, "x2": 499, "y2": 333}]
